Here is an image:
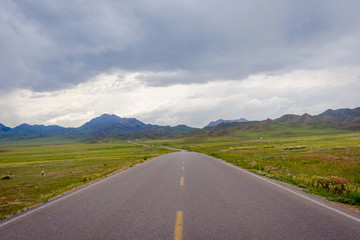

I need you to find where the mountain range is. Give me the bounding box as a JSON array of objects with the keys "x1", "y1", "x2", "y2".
[
  {"x1": 0, "y1": 107, "x2": 359, "y2": 141},
  {"x1": 195, "y1": 107, "x2": 360, "y2": 137},
  {"x1": 205, "y1": 118, "x2": 249, "y2": 127},
  {"x1": 0, "y1": 114, "x2": 196, "y2": 141}
]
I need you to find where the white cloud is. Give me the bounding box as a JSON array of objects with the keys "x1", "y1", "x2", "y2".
[
  {"x1": 242, "y1": 67, "x2": 359, "y2": 89},
  {"x1": 1, "y1": 67, "x2": 359, "y2": 128}
]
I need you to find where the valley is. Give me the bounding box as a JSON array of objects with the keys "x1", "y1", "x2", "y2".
[{"x1": 1, "y1": 106, "x2": 359, "y2": 220}]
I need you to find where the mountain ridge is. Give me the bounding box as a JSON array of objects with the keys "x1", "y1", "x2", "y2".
[
  {"x1": 187, "y1": 107, "x2": 360, "y2": 137},
  {"x1": 205, "y1": 118, "x2": 249, "y2": 127},
  {"x1": 0, "y1": 114, "x2": 196, "y2": 140},
  {"x1": 0, "y1": 107, "x2": 359, "y2": 140}
]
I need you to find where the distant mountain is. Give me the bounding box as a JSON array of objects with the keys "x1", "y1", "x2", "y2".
[
  {"x1": 132, "y1": 124, "x2": 196, "y2": 139},
  {"x1": 191, "y1": 107, "x2": 360, "y2": 138},
  {"x1": 313, "y1": 107, "x2": 360, "y2": 130},
  {"x1": 81, "y1": 114, "x2": 146, "y2": 130},
  {"x1": 0, "y1": 123, "x2": 72, "y2": 139},
  {"x1": 256, "y1": 107, "x2": 360, "y2": 131},
  {"x1": 0, "y1": 123, "x2": 11, "y2": 132},
  {"x1": 1, "y1": 107, "x2": 359, "y2": 141},
  {"x1": 0, "y1": 123, "x2": 12, "y2": 137},
  {"x1": 76, "y1": 114, "x2": 196, "y2": 139},
  {"x1": 0, "y1": 114, "x2": 196, "y2": 140},
  {"x1": 316, "y1": 107, "x2": 360, "y2": 119},
  {"x1": 272, "y1": 113, "x2": 321, "y2": 127},
  {"x1": 206, "y1": 118, "x2": 249, "y2": 127},
  {"x1": 252, "y1": 107, "x2": 360, "y2": 130},
  {"x1": 77, "y1": 114, "x2": 149, "y2": 138}
]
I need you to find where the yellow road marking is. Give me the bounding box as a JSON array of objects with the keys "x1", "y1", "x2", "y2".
[
  {"x1": 182, "y1": 166, "x2": 184, "y2": 170},
  {"x1": 180, "y1": 177, "x2": 184, "y2": 186},
  {"x1": 182, "y1": 161, "x2": 184, "y2": 164},
  {"x1": 173, "y1": 211, "x2": 183, "y2": 240}
]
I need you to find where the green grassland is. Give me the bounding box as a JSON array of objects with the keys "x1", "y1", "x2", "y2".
[
  {"x1": 140, "y1": 130, "x2": 360, "y2": 207},
  {"x1": 0, "y1": 140, "x2": 172, "y2": 219},
  {"x1": 1, "y1": 125, "x2": 359, "y2": 220}
]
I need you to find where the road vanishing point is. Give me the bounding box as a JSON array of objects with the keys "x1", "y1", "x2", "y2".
[{"x1": 1, "y1": 151, "x2": 360, "y2": 239}]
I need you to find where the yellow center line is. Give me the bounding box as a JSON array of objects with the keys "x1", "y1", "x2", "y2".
[
  {"x1": 182, "y1": 166, "x2": 184, "y2": 170},
  {"x1": 182, "y1": 161, "x2": 184, "y2": 164},
  {"x1": 173, "y1": 211, "x2": 183, "y2": 240},
  {"x1": 180, "y1": 177, "x2": 184, "y2": 186}
]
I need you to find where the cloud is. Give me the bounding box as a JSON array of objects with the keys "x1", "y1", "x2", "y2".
[
  {"x1": 1, "y1": 0, "x2": 360, "y2": 91},
  {"x1": 0, "y1": 1, "x2": 359, "y2": 127},
  {"x1": 1, "y1": 67, "x2": 359, "y2": 128}
]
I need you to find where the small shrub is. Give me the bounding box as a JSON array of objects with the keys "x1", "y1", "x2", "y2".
[
  {"x1": 348, "y1": 192, "x2": 360, "y2": 204},
  {"x1": 83, "y1": 177, "x2": 91, "y2": 182},
  {"x1": 293, "y1": 174, "x2": 359, "y2": 196}
]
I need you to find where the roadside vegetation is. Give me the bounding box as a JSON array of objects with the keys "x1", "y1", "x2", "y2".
[
  {"x1": 0, "y1": 140, "x2": 172, "y2": 219},
  {"x1": 140, "y1": 131, "x2": 360, "y2": 207}
]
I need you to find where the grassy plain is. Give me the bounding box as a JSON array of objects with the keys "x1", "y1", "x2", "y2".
[
  {"x1": 1, "y1": 127, "x2": 359, "y2": 219},
  {"x1": 141, "y1": 131, "x2": 360, "y2": 206},
  {"x1": 0, "y1": 140, "x2": 172, "y2": 219}
]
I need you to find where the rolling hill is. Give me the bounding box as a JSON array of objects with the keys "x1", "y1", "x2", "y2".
[
  {"x1": 191, "y1": 107, "x2": 360, "y2": 138},
  {"x1": 0, "y1": 107, "x2": 359, "y2": 141}
]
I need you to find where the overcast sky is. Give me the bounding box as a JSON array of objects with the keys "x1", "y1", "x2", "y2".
[{"x1": 1, "y1": 0, "x2": 359, "y2": 128}]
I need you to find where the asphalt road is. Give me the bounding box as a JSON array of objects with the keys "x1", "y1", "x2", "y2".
[{"x1": 1, "y1": 151, "x2": 360, "y2": 239}]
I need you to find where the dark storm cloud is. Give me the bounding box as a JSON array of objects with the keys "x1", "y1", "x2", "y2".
[{"x1": 1, "y1": 0, "x2": 360, "y2": 91}]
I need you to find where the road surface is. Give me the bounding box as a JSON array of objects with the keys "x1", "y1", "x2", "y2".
[{"x1": 1, "y1": 151, "x2": 360, "y2": 239}]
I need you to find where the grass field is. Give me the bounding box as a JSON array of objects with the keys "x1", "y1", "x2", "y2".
[
  {"x1": 0, "y1": 140, "x2": 172, "y2": 219},
  {"x1": 140, "y1": 132, "x2": 360, "y2": 207},
  {"x1": 1, "y1": 129, "x2": 359, "y2": 220}
]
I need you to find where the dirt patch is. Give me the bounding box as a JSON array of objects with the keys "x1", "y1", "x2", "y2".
[
  {"x1": 265, "y1": 166, "x2": 278, "y2": 171},
  {"x1": 219, "y1": 149, "x2": 230, "y2": 152}
]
